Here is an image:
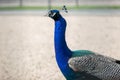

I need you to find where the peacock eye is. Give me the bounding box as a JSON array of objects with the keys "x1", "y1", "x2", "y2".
[{"x1": 48, "y1": 11, "x2": 53, "y2": 17}]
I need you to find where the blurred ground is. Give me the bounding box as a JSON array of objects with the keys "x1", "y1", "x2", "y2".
[
  {"x1": 1, "y1": 9, "x2": 120, "y2": 15},
  {"x1": 0, "y1": 13, "x2": 120, "y2": 80}
]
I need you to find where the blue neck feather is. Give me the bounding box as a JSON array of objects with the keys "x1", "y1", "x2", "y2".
[
  {"x1": 54, "y1": 16, "x2": 71, "y2": 57},
  {"x1": 54, "y1": 16, "x2": 74, "y2": 79},
  {"x1": 52, "y1": 10, "x2": 100, "y2": 80}
]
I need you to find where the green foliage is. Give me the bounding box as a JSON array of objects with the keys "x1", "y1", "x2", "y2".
[
  {"x1": 0, "y1": 6, "x2": 48, "y2": 10},
  {"x1": 0, "y1": 5, "x2": 120, "y2": 10},
  {"x1": 75, "y1": 5, "x2": 120, "y2": 9}
]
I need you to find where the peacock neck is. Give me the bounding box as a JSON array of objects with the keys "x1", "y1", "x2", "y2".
[
  {"x1": 54, "y1": 17, "x2": 72, "y2": 59},
  {"x1": 54, "y1": 16, "x2": 73, "y2": 78}
]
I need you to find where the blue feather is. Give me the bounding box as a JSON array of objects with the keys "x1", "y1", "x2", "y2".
[
  {"x1": 48, "y1": 10, "x2": 102, "y2": 80},
  {"x1": 72, "y1": 50, "x2": 95, "y2": 57}
]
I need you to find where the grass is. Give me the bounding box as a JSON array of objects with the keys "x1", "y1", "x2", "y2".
[
  {"x1": 68, "y1": 5, "x2": 120, "y2": 9},
  {"x1": 0, "y1": 6, "x2": 48, "y2": 10},
  {"x1": 0, "y1": 5, "x2": 120, "y2": 10}
]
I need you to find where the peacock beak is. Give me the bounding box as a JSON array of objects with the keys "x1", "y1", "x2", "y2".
[{"x1": 44, "y1": 11, "x2": 49, "y2": 17}]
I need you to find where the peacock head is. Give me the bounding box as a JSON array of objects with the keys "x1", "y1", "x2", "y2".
[
  {"x1": 47, "y1": 5, "x2": 68, "y2": 20},
  {"x1": 48, "y1": 10, "x2": 62, "y2": 20}
]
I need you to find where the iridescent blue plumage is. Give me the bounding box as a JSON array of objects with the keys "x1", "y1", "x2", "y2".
[
  {"x1": 48, "y1": 10, "x2": 101, "y2": 80},
  {"x1": 48, "y1": 9, "x2": 120, "y2": 80}
]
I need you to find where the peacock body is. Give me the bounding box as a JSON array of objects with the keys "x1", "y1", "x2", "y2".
[{"x1": 48, "y1": 9, "x2": 120, "y2": 80}]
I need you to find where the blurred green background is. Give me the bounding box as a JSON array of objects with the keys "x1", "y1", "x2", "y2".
[{"x1": 0, "y1": 0, "x2": 120, "y2": 10}]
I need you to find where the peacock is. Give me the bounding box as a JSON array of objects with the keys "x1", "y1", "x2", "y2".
[{"x1": 47, "y1": 7, "x2": 120, "y2": 80}]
